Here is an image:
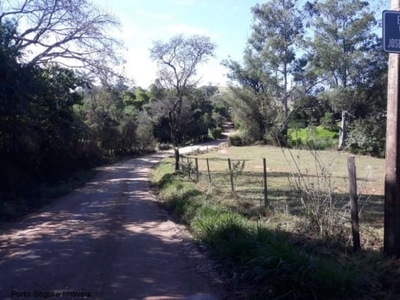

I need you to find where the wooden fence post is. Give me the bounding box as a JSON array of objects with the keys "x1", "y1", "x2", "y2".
[
  {"x1": 347, "y1": 155, "x2": 360, "y2": 252},
  {"x1": 228, "y1": 158, "x2": 234, "y2": 191},
  {"x1": 206, "y1": 158, "x2": 212, "y2": 183},
  {"x1": 188, "y1": 157, "x2": 191, "y2": 179},
  {"x1": 195, "y1": 157, "x2": 199, "y2": 182},
  {"x1": 263, "y1": 158, "x2": 268, "y2": 207}
]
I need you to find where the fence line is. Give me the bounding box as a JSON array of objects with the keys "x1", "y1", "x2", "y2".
[
  {"x1": 180, "y1": 153, "x2": 374, "y2": 251},
  {"x1": 181, "y1": 154, "x2": 268, "y2": 206}
]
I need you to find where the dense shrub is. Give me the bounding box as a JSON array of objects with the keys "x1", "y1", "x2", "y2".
[
  {"x1": 208, "y1": 127, "x2": 223, "y2": 139},
  {"x1": 320, "y1": 111, "x2": 338, "y2": 131},
  {"x1": 156, "y1": 143, "x2": 172, "y2": 151},
  {"x1": 346, "y1": 116, "x2": 386, "y2": 158},
  {"x1": 228, "y1": 131, "x2": 255, "y2": 146}
]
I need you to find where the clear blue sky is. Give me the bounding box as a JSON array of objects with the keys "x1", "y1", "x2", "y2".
[
  {"x1": 105, "y1": 0, "x2": 389, "y2": 88},
  {"x1": 105, "y1": 0, "x2": 263, "y2": 87}
]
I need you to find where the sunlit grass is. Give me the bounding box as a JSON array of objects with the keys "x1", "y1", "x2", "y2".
[
  {"x1": 185, "y1": 145, "x2": 385, "y2": 216},
  {"x1": 150, "y1": 158, "x2": 358, "y2": 299},
  {"x1": 150, "y1": 153, "x2": 397, "y2": 299}
]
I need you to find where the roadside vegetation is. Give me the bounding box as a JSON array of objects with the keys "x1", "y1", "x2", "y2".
[
  {"x1": 0, "y1": 1, "x2": 226, "y2": 221},
  {"x1": 151, "y1": 148, "x2": 399, "y2": 299},
  {"x1": 287, "y1": 126, "x2": 338, "y2": 150},
  {"x1": 1, "y1": 0, "x2": 398, "y2": 296},
  {"x1": 1, "y1": 0, "x2": 387, "y2": 221}
]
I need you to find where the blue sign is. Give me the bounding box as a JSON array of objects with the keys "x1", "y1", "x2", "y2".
[{"x1": 383, "y1": 10, "x2": 400, "y2": 53}]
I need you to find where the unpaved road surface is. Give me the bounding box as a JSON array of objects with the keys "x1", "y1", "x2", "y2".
[{"x1": 0, "y1": 141, "x2": 226, "y2": 300}]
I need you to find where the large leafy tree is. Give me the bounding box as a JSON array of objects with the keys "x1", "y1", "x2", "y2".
[
  {"x1": 0, "y1": 15, "x2": 125, "y2": 201},
  {"x1": 249, "y1": 0, "x2": 303, "y2": 141},
  {"x1": 223, "y1": 50, "x2": 277, "y2": 140},
  {"x1": 150, "y1": 34, "x2": 215, "y2": 171},
  {"x1": 304, "y1": 0, "x2": 378, "y2": 150},
  {"x1": 0, "y1": 21, "x2": 87, "y2": 193}
]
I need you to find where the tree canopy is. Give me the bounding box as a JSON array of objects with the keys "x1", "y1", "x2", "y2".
[
  {"x1": 150, "y1": 34, "x2": 215, "y2": 170},
  {"x1": 0, "y1": 0, "x2": 124, "y2": 81},
  {"x1": 221, "y1": 0, "x2": 385, "y2": 152}
]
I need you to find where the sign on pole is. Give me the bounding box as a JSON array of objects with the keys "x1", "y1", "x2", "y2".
[
  {"x1": 383, "y1": 10, "x2": 400, "y2": 53},
  {"x1": 384, "y1": 2, "x2": 400, "y2": 258}
]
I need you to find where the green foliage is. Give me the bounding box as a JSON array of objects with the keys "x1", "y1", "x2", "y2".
[
  {"x1": 288, "y1": 126, "x2": 337, "y2": 150},
  {"x1": 223, "y1": 0, "x2": 304, "y2": 145},
  {"x1": 304, "y1": 0, "x2": 382, "y2": 149},
  {"x1": 222, "y1": 0, "x2": 386, "y2": 156},
  {"x1": 346, "y1": 116, "x2": 386, "y2": 158},
  {"x1": 228, "y1": 131, "x2": 255, "y2": 146},
  {"x1": 151, "y1": 159, "x2": 355, "y2": 299},
  {"x1": 288, "y1": 118, "x2": 307, "y2": 130},
  {"x1": 0, "y1": 19, "x2": 156, "y2": 215},
  {"x1": 221, "y1": 87, "x2": 276, "y2": 141},
  {"x1": 208, "y1": 127, "x2": 222, "y2": 139},
  {"x1": 149, "y1": 35, "x2": 215, "y2": 154},
  {"x1": 150, "y1": 85, "x2": 220, "y2": 145},
  {"x1": 320, "y1": 111, "x2": 338, "y2": 131},
  {"x1": 211, "y1": 111, "x2": 226, "y2": 128}
]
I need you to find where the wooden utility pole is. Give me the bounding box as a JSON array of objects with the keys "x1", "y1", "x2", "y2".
[
  {"x1": 348, "y1": 156, "x2": 360, "y2": 252},
  {"x1": 384, "y1": 0, "x2": 400, "y2": 257}
]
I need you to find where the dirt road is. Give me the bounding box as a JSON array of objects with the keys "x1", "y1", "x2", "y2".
[{"x1": 0, "y1": 141, "x2": 225, "y2": 300}]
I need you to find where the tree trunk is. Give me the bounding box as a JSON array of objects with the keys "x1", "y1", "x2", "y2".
[
  {"x1": 281, "y1": 63, "x2": 289, "y2": 147},
  {"x1": 174, "y1": 146, "x2": 180, "y2": 171},
  {"x1": 278, "y1": 127, "x2": 288, "y2": 147},
  {"x1": 338, "y1": 110, "x2": 347, "y2": 150}
]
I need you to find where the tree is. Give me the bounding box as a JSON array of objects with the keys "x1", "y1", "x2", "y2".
[
  {"x1": 223, "y1": 0, "x2": 303, "y2": 145},
  {"x1": 305, "y1": 0, "x2": 377, "y2": 150},
  {"x1": 150, "y1": 34, "x2": 215, "y2": 171},
  {"x1": 0, "y1": 0, "x2": 124, "y2": 81},
  {"x1": 249, "y1": 0, "x2": 303, "y2": 144},
  {"x1": 223, "y1": 50, "x2": 277, "y2": 141}
]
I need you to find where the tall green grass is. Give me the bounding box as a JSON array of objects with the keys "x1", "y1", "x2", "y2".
[
  {"x1": 151, "y1": 158, "x2": 356, "y2": 299},
  {"x1": 288, "y1": 126, "x2": 338, "y2": 150}
]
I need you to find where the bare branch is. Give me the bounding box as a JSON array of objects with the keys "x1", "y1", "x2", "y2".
[
  {"x1": 1, "y1": 0, "x2": 124, "y2": 81},
  {"x1": 150, "y1": 34, "x2": 215, "y2": 95}
]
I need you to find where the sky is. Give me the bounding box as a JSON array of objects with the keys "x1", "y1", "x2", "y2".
[
  {"x1": 104, "y1": 0, "x2": 390, "y2": 89},
  {"x1": 4, "y1": 0, "x2": 389, "y2": 88},
  {"x1": 103, "y1": 0, "x2": 263, "y2": 88}
]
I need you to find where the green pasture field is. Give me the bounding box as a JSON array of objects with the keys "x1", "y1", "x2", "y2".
[{"x1": 184, "y1": 145, "x2": 385, "y2": 225}]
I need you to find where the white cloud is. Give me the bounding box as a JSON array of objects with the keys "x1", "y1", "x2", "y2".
[
  {"x1": 197, "y1": 58, "x2": 229, "y2": 87},
  {"x1": 161, "y1": 23, "x2": 210, "y2": 36},
  {"x1": 137, "y1": 9, "x2": 174, "y2": 21},
  {"x1": 123, "y1": 48, "x2": 158, "y2": 88},
  {"x1": 217, "y1": 4, "x2": 226, "y2": 11},
  {"x1": 114, "y1": 25, "x2": 139, "y2": 42},
  {"x1": 158, "y1": 24, "x2": 221, "y2": 42},
  {"x1": 171, "y1": 0, "x2": 195, "y2": 6}
]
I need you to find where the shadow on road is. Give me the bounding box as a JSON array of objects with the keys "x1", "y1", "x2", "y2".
[{"x1": 0, "y1": 154, "x2": 218, "y2": 299}]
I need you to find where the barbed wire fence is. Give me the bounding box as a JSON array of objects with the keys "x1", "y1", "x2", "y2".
[{"x1": 179, "y1": 155, "x2": 269, "y2": 207}]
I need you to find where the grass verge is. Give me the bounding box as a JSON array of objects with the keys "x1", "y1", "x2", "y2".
[{"x1": 151, "y1": 158, "x2": 382, "y2": 299}]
